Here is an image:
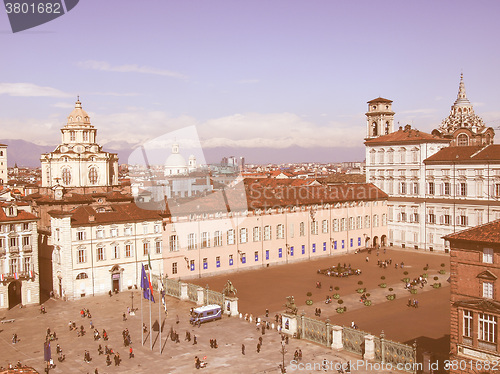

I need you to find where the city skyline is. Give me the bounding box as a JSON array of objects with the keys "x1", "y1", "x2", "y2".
[{"x1": 2, "y1": 0, "x2": 500, "y2": 164}]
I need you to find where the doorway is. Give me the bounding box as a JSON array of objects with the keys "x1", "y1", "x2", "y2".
[
  {"x1": 8, "y1": 281, "x2": 22, "y2": 309},
  {"x1": 112, "y1": 273, "x2": 120, "y2": 292}
]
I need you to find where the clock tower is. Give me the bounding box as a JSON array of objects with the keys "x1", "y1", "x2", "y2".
[{"x1": 365, "y1": 97, "x2": 395, "y2": 140}]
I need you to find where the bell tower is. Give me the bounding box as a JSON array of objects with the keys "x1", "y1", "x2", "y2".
[{"x1": 365, "y1": 97, "x2": 395, "y2": 140}]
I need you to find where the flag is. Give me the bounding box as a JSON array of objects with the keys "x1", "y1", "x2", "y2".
[
  {"x1": 140, "y1": 264, "x2": 155, "y2": 303},
  {"x1": 44, "y1": 341, "x2": 51, "y2": 361},
  {"x1": 148, "y1": 253, "x2": 152, "y2": 271},
  {"x1": 0, "y1": 274, "x2": 4, "y2": 281},
  {"x1": 14, "y1": 272, "x2": 18, "y2": 280},
  {"x1": 29, "y1": 270, "x2": 33, "y2": 278}
]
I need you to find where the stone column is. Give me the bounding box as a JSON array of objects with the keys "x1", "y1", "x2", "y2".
[
  {"x1": 196, "y1": 287, "x2": 204, "y2": 306},
  {"x1": 281, "y1": 313, "x2": 298, "y2": 337},
  {"x1": 331, "y1": 325, "x2": 343, "y2": 350},
  {"x1": 363, "y1": 335, "x2": 375, "y2": 360},
  {"x1": 180, "y1": 283, "x2": 188, "y2": 301},
  {"x1": 225, "y1": 296, "x2": 239, "y2": 316}
]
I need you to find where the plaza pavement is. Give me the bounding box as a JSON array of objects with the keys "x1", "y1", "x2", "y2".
[{"x1": 0, "y1": 290, "x2": 413, "y2": 374}]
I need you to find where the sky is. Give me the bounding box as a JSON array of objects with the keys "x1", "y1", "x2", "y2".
[{"x1": 1, "y1": 0, "x2": 500, "y2": 165}]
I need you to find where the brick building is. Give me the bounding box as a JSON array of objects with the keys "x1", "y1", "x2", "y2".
[{"x1": 446, "y1": 220, "x2": 500, "y2": 373}]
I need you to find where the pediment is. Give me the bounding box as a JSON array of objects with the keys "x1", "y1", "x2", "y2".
[{"x1": 477, "y1": 270, "x2": 498, "y2": 281}]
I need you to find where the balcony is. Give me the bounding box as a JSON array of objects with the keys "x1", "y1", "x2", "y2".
[
  {"x1": 0, "y1": 271, "x2": 34, "y2": 282},
  {"x1": 9, "y1": 247, "x2": 19, "y2": 254},
  {"x1": 0, "y1": 249, "x2": 5, "y2": 257},
  {"x1": 23, "y1": 245, "x2": 32, "y2": 253}
]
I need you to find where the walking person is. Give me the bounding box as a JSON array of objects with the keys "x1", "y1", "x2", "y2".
[{"x1": 242, "y1": 344, "x2": 245, "y2": 355}]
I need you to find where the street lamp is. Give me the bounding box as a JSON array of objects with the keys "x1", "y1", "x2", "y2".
[{"x1": 279, "y1": 341, "x2": 287, "y2": 373}]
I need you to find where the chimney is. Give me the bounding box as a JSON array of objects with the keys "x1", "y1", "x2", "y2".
[{"x1": 88, "y1": 215, "x2": 95, "y2": 222}]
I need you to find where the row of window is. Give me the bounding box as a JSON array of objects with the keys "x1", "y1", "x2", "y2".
[
  {"x1": 171, "y1": 239, "x2": 363, "y2": 273},
  {"x1": 463, "y1": 310, "x2": 496, "y2": 344},
  {"x1": 369, "y1": 147, "x2": 420, "y2": 164},
  {"x1": 169, "y1": 216, "x2": 385, "y2": 251},
  {"x1": 76, "y1": 224, "x2": 161, "y2": 241},
  {"x1": 76, "y1": 241, "x2": 162, "y2": 264},
  {"x1": 2, "y1": 257, "x2": 31, "y2": 274},
  {"x1": 0, "y1": 236, "x2": 31, "y2": 248},
  {"x1": 0, "y1": 223, "x2": 31, "y2": 233}
]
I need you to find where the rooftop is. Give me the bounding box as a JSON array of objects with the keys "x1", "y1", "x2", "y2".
[{"x1": 444, "y1": 219, "x2": 500, "y2": 244}]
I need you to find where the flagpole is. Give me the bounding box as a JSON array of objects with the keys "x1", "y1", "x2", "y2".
[
  {"x1": 149, "y1": 287, "x2": 152, "y2": 350},
  {"x1": 159, "y1": 275, "x2": 162, "y2": 354},
  {"x1": 141, "y1": 281, "x2": 143, "y2": 346}
]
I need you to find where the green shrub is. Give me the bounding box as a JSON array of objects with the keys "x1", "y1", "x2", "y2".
[
  {"x1": 381, "y1": 276, "x2": 386, "y2": 280},
  {"x1": 403, "y1": 271, "x2": 409, "y2": 276},
  {"x1": 433, "y1": 276, "x2": 439, "y2": 281},
  {"x1": 358, "y1": 281, "x2": 363, "y2": 285},
  {"x1": 333, "y1": 293, "x2": 340, "y2": 299},
  {"x1": 379, "y1": 283, "x2": 387, "y2": 288},
  {"x1": 386, "y1": 294, "x2": 396, "y2": 300},
  {"x1": 366, "y1": 293, "x2": 370, "y2": 297},
  {"x1": 306, "y1": 299, "x2": 313, "y2": 305},
  {"x1": 439, "y1": 269, "x2": 446, "y2": 275},
  {"x1": 336, "y1": 307, "x2": 345, "y2": 314},
  {"x1": 433, "y1": 283, "x2": 441, "y2": 289},
  {"x1": 364, "y1": 300, "x2": 372, "y2": 306},
  {"x1": 403, "y1": 277, "x2": 410, "y2": 283},
  {"x1": 388, "y1": 288, "x2": 393, "y2": 292},
  {"x1": 334, "y1": 286, "x2": 339, "y2": 291},
  {"x1": 422, "y1": 273, "x2": 428, "y2": 278},
  {"x1": 356, "y1": 288, "x2": 364, "y2": 294},
  {"x1": 410, "y1": 289, "x2": 417, "y2": 294}
]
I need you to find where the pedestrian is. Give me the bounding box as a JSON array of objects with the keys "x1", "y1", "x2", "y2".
[
  {"x1": 129, "y1": 347, "x2": 134, "y2": 359},
  {"x1": 298, "y1": 349, "x2": 302, "y2": 361},
  {"x1": 408, "y1": 299, "x2": 411, "y2": 307},
  {"x1": 365, "y1": 256, "x2": 369, "y2": 262},
  {"x1": 193, "y1": 335, "x2": 197, "y2": 345},
  {"x1": 123, "y1": 313, "x2": 127, "y2": 321},
  {"x1": 242, "y1": 343, "x2": 245, "y2": 355},
  {"x1": 256, "y1": 343, "x2": 261, "y2": 353},
  {"x1": 415, "y1": 300, "x2": 419, "y2": 308},
  {"x1": 106, "y1": 355, "x2": 111, "y2": 366},
  {"x1": 265, "y1": 309, "x2": 269, "y2": 317},
  {"x1": 176, "y1": 315, "x2": 179, "y2": 324},
  {"x1": 261, "y1": 324, "x2": 265, "y2": 335}
]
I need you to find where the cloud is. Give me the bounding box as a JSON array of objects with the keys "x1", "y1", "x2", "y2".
[
  {"x1": 90, "y1": 91, "x2": 140, "y2": 97},
  {"x1": 77, "y1": 60, "x2": 187, "y2": 79},
  {"x1": 52, "y1": 102, "x2": 75, "y2": 109},
  {"x1": 398, "y1": 108, "x2": 437, "y2": 115},
  {"x1": 0, "y1": 83, "x2": 71, "y2": 98}
]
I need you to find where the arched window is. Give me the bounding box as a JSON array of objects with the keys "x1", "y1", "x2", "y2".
[
  {"x1": 89, "y1": 167, "x2": 98, "y2": 184},
  {"x1": 385, "y1": 122, "x2": 390, "y2": 134},
  {"x1": 61, "y1": 168, "x2": 71, "y2": 185},
  {"x1": 457, "y1": 134, "x2": 469, "y2": 146},
  {"x1": 76, "y1": 272, "x2": 88, "y2": 280},
  {"x1": 372, "y1": 122, "x2": 378, "y2": 136}
]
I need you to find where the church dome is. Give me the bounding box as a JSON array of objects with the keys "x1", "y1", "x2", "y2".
[
  {"x1": 165, "y1": 153, "x2": 187, "y2": 167},
  {"x1": 67, "y1": 99, "x2": 91, "y2": 125}
]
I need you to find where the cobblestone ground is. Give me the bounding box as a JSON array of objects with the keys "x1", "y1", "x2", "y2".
[{"x1": 0, "y1": 291, "x2": 413, "y2": 374}]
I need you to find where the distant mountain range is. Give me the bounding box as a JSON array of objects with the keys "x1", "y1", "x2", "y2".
[{"x1": 0, "y1": 139, "x2": 365, "y2": 167}]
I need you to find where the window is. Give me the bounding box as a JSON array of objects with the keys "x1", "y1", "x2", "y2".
[
  {"x1": 9, "y1": 237, "x2": 18, "y2": 248},
  {"x1": 201, "y1": 232, "x2": 210, "y2": 248},
  {"x1": 444, "y1": 182, "x2": 450, "y2": 196},
  {"x1": 483, "y1": 282, "x2": 494, "y2": 299},
  {"x1": 460, "y1": 182, "x2": 467, "y2": 196},
  {"x1": 289, "y1": 223, "x2": 294, "y2": 238},
  {"x1": 61, "y1": 167, "x2": 71, "y2": 185},
  {"x1": 382, "y1": 214, "x2": 387, "y2": 226},
  {"x1": 458, "y1": 134, "x2": 469, "y2": 146},
  {"x1": 239, "y1": 228, "x2": 248, "y2": 243},
  {"x1": 444, "y1": 214, "x2": 451, "y2": 225},
  {"x1": 427, "y1": 209, "x2": 435, "y2": 224},
  {"x1": 77, "y1": 231, "x2": 86, "y2": 241},
  {"x1": 22, "y1": 223, "x2": 29, "y2": 231},
  {"x1": 348, "y1": 217, "x2": 355, "y2": 230},
  {"x1": 172, "y1": 262, "x2": 177, "y2": 275},
  {"x1": 428, "y1": 182, "x2": 435, "y2": 195},
  {"x1": 254, "y1": 251, "x2": 259, "y2": 262},
  {"x1": 463, "y1": 310, "x2": 472, "y2": 338},
  {"x1": 88, "y1": 167, "x2": 98, "y2": 184},
  {"x1": 97, "y1": 247, "x2": 105, "y2": 261},
  {"x1": 340, "y1": 218, "x2": 346, "y2": 231},
  {"x1": 22, "y1": 236, "x2": 30, "y2": 246},
  {"x1": 264, "y1": 225, "x2": 271, "y2": 240},
  {"x1": 227, "y1": 229, "x2": 235, "y2": 245},
  {"x1": 70, "y1": 131, "x2": 75, "y2": 141},
  {"x1": 373, "y1": 215, "x2": 379, "y2": 227},
  {"x1": 83, "y1": 131, "x2": 88, "y2": 141},
  {"x1": 23, "y1": 257, "x2": 30, "y2": 273},
  {"x1": 169, "y1": 235, "x2": 179, "y2": 252},
  {"x1": 476, "y1": 210, "x2": 483, "y2": 226},
  {"x1": 113, "y1": 245, "x2": 119, "y2": 259},
  {"x1": 143, "y1": 242, "x2": 150, "y2": 255},
  {"x1": 321, "y1": 220, "x2": 328, "y2": 234},
  {"x1": 333, "y1": 219, "x2": 339, "y2": 232},
  {"x1": 214, "y1": 231, "x2": 222, "y2": 247},
  {"x1": 495, "y1": 184, "x2": 500, "y2": 198},
  {"x1": 400, "y1": 148, "x2": 406, "y2": 163},
  {"x1": 203, "y1": 258, "x2": 208, "y2": 269},
  {"x1": 365, "y1": 215, "x2": 370, "y2": 228},
  {"x1": 124, "y1": 226, "x2": 132, "y2": 236},
  {"x1": 155, "y1": 241, "x2": 162, "y2": 254},
  {"x1": 188, "y1": 233, "x2": 196, "y2": 249},
  {"x1": 459, "y1": 213, "x2": 467, "y2": 226},
  {"x1": 277, "y1": 224, "x2": 285, "y2": 239},
  {"x1": 142, "y1": 224, "x2": 149, "y2": 235},
  {"x1": 299, "y1": 222, "x2": 305, "y2": 236},
  {"x1": 110, "y1": 227, "x2": 118, "y2": 237},
  {"x1": 9, "y1": 258, "x2": 17, "y2": 274},
  {"x1": 483, "y1": 248, "x2": 494, "y2": 264},
  {"x1": 478, "y1": 313, "x2": 496, "y2": 343},
  {"x1": 96, "y1": 228, "x2": 104, "y2": 239},
  {"x1": 399, "y1": 182, "x2": 406, "y2": 195},
  {"x1": 356, "y1": 216, "x2": 362, "y2": 229},
  {"x1": 311, "y1": 220, "x2": 318, "y2": 235},
  {"x1": 253, "y1": 227, "x2": 261, "y2": 242},
  {"x1": 125, "y1": 244, "x2": 132, "y2": 257},
  {"x1": 412, "y1": 182, "x2": 419, "y2": 195}
]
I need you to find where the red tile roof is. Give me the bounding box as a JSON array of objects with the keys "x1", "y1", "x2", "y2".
[
  {"x1": 367, "y1": 97, "x2": 392, "y2": 103},
  {"x1": 365, "y1": 127, "x2": 449, "y2": 145},
  {"x1": 0, "y1": 207, "x2": 38, "y2": 223},
  {"x1": 50, "y1": 203, "x2": 165, "y2": 226},
  {"x1": 425, "y1": 144, "x2": 500, "y2": 163},
  {"x1": 444, "y1": 219, "x2": 500, "y2": 244}
]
